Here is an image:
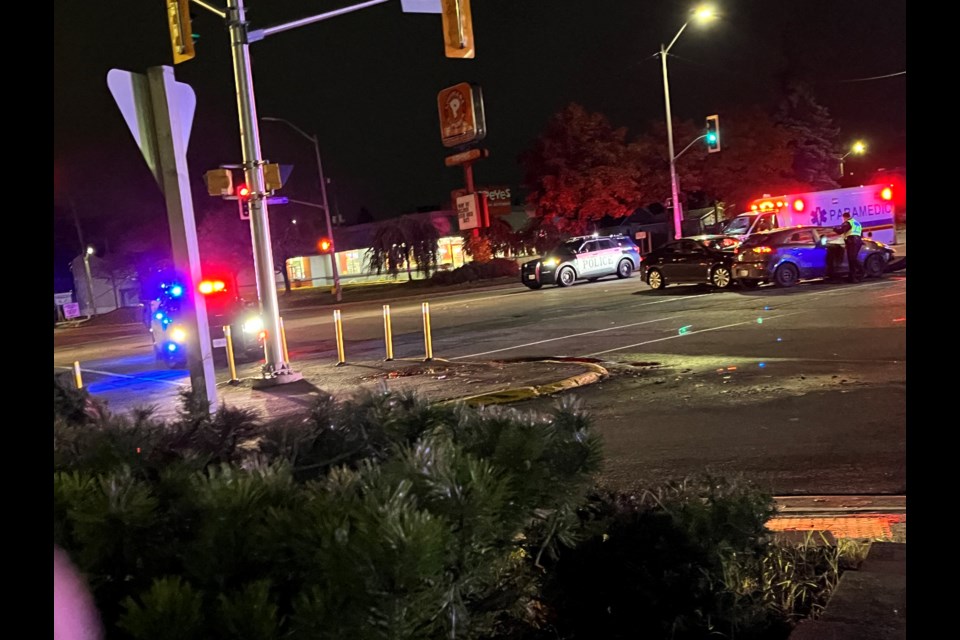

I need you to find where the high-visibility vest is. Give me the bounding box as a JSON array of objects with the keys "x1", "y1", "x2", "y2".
[{"x1": 843, "y1": 218, "x2": 862, "y2": 238}]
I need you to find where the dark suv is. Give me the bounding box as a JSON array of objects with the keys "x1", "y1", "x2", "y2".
[{"x1": 521, "y1": 234, "x2": 641, "y2": 289}]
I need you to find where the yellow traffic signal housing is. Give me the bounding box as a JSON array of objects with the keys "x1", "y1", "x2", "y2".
[
  {"x1": 441, "y1": 0, "x2": 475, "y2": 59},
  {"x1": 263, "y1": 163, "x2": 284, "y2": 192},
  {"x1": 204, "y1": 169, "x2": 234, "y2": 197},
  {"x1": 166, "y1": 0, "x2": 196, "y2": 64}
]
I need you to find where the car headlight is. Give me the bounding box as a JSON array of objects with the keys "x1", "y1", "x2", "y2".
[
  {"x1": 170, "y1": 326, "x2": 188, "y2": 343},
  {"x1": 242, "y1": 316, "x2": 264, "y2": 334},
  {"x1": 542, "y1": 258, "x2": 559, "y2": 267}
]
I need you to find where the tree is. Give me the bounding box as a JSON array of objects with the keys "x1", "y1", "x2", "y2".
[
  {"x1": 775, "y1": 80, "x2": 841, "y2": 190},
  {"x1": 366, "y1": 214, "x2": 441, "y2": 280},
  {"x1": 521, "y1": 103, "x2": 648, "y2": 235}
]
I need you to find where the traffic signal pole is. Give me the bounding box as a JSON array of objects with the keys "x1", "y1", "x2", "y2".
[{"x1": 226, "y1": 0, "x2": 301, "y2": 385}]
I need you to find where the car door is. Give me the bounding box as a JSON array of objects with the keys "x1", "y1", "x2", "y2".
[
  {"x1": 594, "y1": 238, "x2": 621, "y2": 276},
  {"x1": 669, "y1": 240, "x2": 705, "y2": 282},
  {"x1": 572, "y1": 240, "x2": 599, "y2": 278},
  {"x1": 783, "y1": 229, "x2": 825, "y2": 278}
]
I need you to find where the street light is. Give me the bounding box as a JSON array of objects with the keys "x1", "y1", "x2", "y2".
[
  {"x1": 839, "y1": 140, "x2": 866, "y2": 178},
  {"x1": 261, "y1": 116, "x2": 342, "y2": 302},
  {"x1": 82, "y1": 245, "x2": 96, "y2": 318},
  {"x1": 661, "y1": 4, "x2": 716, "y2": 239}
]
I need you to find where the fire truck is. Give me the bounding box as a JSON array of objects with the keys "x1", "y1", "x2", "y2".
[
  {"x1": 720, "y1": 185, "x2": 898, "y2": 245},
  {"x1": 143, "y1": 269, "x2": 265, "y2": 368}
]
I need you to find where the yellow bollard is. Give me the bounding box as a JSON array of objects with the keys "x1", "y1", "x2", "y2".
[
  {"x1": 333, "y1": 309, "x2": 346, "y2": 366},
  {"x1": 72, "y1": 361, "x2": 83, "y2": 389},
  {"x1": 383, "y1": 304, "x2": 394, "y2": 361},
  {"x1": 279, "y1": 317, "x2": 290, "y2": 363},
  {"x1": 223, "y1": 325, "x2": 239, "y2": 384},
  {"x1": 421, "y1": 302, "x2": 433, "y2": 362}
]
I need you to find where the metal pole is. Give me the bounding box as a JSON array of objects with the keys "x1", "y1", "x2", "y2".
[
  {"x1": 82, "y1": 252, "x2": 96, "y2": 318},
  {"x1": 421, "y1": 302, "x2": 433, "y2": 362},
  {"x1": 226, "y1": 0, "x2": 300, "y2": 385},
  {"x1": 383, "y1": 304, "x2": 394, "y2": 361},
  {"x1": 224, "y1": 325, "x2": 239, "y2": 383},
  {"x1": 279, "y1": 316, "x2": 290, "y2": 363},
  {"x1": 662, "y1": 41, "x2": 683, "y2": 240},
  {"x1": 333, "y1": 309, "x2": 346, "y2": 365},
  {"x1": 312, "y1": 135, "x2": 342, "y2": 301},
  {"x1": 72, "y1": 361, "x2": 83, "y2": 389}
]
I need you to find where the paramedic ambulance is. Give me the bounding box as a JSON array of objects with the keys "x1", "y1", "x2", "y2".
[{"x1": 720, "y1": 185, "x2": 898, "y2": 245}]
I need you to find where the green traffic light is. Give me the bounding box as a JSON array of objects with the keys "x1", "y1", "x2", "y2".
[{"x1": 706, "y1": 132, "x2": 717, "y2": 143}]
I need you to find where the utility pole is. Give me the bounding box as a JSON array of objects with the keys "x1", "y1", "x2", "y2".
[{"x1": 70, "y1": 200, "x2": 97, "y2": 317}]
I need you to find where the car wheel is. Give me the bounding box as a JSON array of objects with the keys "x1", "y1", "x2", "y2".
[
  {"x1": 525, "y1": 282, "x2": 543, "y2": 290},
  {"x1": 773, "y1": 263, "x2": 800, "y2": 288},
  {"x1": 556, "y1": 266, "x2": 576, "y2": 287},
  {"x1": 616, "y1": 259, "x2": 633, "y2": 279},
  {"x1": 739, "y1": 279, "x2": 761, "y2": 289},
  {"x1": 647, "y1": 269, "x2": 666, "y2": 290},
  {"x1": 864, "y1": 254, "x2": 885, "y2": 278},
  {"x1": 710, "y1": 265, "x2": 733, "y2": 289}
]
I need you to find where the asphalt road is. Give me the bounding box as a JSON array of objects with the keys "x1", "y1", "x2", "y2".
[{"x1": 54, "y1": 271, "x2": 906, "y2": 495}]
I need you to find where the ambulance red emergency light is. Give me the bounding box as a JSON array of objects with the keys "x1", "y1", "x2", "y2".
[{"x1": 720, "y1": 185, "x2": 897, "y2": 245}]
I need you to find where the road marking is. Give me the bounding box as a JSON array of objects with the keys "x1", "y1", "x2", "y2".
[
  {"x1": 54, "y1": 365, "x2": 188, "y2": 388},
  {"x1": 450, "y1": 316, "x2": 680, "y2": 359},
  {"x1": 585, "y1": 312, "x2": 805, "y2": 356}
]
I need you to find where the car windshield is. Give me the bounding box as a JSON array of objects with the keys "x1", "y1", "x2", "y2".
[
  {"x1": 701, "y1": 237, "x2": 738, "y2": 251},
  {"x1": 721, "y1": 216, "x2": 755, "y2": 235}
]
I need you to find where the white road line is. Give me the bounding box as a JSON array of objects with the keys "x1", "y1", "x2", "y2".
[
  {"x1": 585, "y1": 312, "x2": 806, "y2": 356},
  {"x1": 53, "y1": 365, "x2": 188, "y2": 388},
  {"x1": 450, "y1": 316, "x2": 680, "y2": 359}
]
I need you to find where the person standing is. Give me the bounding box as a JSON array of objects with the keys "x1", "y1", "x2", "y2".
[{"x1": 834, "y1": 212, "x2": 863, "y2": 282}]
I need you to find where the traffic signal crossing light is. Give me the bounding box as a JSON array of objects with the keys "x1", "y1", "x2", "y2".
[
  {"x1": 166, "y1": 0, "x2": 197, "y2": 64},
  {"x1": 705, "y1": 114, "x2": 720, "y2": 153},
  {"x1": 441, "y1": 0, "x2": 475, "y2": 58},
  {"x1": 318, "y1": 238, "x2": 333, "y2": 253}
]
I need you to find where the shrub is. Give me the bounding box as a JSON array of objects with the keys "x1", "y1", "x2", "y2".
[{"x1": 54, "y1": 388, "x2": 602, "y2": 640}]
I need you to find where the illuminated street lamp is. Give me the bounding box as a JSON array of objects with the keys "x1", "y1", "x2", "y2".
[
  {"x1": 262, "y1": 116, "x2": 342, "y2": 302},
  {"x1": 839, "y1": 140, "x2": 867, "y2": 178},
  {"x1": 82, "y1": 245, "x2": 96, "y2": 318},
  {"x1": 661, "y1": 5, "x2": 716, "y2": 239}
]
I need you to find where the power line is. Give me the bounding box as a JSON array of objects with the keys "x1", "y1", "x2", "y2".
[{"x1": 836, "y1": 71, "x2": 905, "y2": 83}]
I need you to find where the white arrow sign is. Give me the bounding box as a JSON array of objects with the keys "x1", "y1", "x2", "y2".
[{"x1": 107, "y1": 68, "x2": 196, "y2": 187}]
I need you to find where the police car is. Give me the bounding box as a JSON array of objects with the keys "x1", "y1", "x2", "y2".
[{"x1": 521, "y1": 234, "x2": 641, "y2": 289}]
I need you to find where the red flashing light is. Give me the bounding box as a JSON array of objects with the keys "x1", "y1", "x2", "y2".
[
  {"x1": 318, "y1": 238, "x2": 332, "y2": 253},
  {"x1": 792, "y1": 198, "x2": 805, "y2": 212},
  {"x1": 751, "y1": 204, "x2": 758, "y2": 211},
  {"x1": 199, "y1": 280, "x2": 227, "y2": 295},
  {"x1": 236, "y1": 184, "x2": 251, "y2": 200},
  {"x1": 258, "y1": 330, "x2": 268, "y2": 342},
  {"x1": 880, "y1": 186, "x2": 893, "y2": 201}
]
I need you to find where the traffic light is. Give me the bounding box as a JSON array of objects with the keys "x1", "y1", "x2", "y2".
[
  {"x1": 318, "y1": 238, "x2": 333, "y2": 253},
  {"x1": 440, "y1": 0, "x2": 475, "y2": 58},
  {"x1": 705, "y1": 114, "x2": 721, "y2": 153},
  {"x1": 237, "y1": 183, "x2": 251, "y2": 221},
  {"x1": 165, "y1": 0, "x2": 196, "y2": 64}
]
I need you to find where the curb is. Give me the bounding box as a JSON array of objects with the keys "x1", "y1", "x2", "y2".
[{"x1": 442, "y1": 360, "x2": 609, "y2": 407}]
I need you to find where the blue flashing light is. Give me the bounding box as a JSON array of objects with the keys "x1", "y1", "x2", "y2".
[
  {"x1": 763, "y1": 306, "x2": 770, "y2": 310},
  {"x1": 166, "y1": 343, "x2": 178, "y2": 352},
  {"x1": 154, "y1": 312, "x2": 164, "y2": 320},
  {"x1": 170, "y1": 285, "x2": 184, "y2": 298},
  {"x1": 758, "y1": 362, "x2": 766, "y2": 368}
]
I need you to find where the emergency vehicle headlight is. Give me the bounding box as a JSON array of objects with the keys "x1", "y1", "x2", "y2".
[
  {"x1": 170, "y1": 326, "x2": 188, "y2": 343},
  {"x1": 542, "y1": 258, "x2": 559, "y2": 267},
  {"x1": 242, "y1": 317, "x2": 264, "y2": 334}
]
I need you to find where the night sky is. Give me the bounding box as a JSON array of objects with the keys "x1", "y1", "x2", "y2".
[{"x1": 53, "y1": 0, "x2": 905, "y2": 286}]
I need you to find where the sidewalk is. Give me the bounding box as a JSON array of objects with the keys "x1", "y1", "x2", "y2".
[{"x1": 99, "y1": 356, "x2": 609, "y2": 421}]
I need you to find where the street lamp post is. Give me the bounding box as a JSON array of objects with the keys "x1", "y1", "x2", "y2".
[
  {"x1": 262, "y1": 116, "x2": 341, "y2": 302},
  {"x1": 839, "y1": 140, "x2": 867, "y2": 178},
  {"x1": 660, "y1": 6, "x2": 716, "y2": 240},
  {"x1": 82, "y1": 245, "x2": 96, "y2": 318}
]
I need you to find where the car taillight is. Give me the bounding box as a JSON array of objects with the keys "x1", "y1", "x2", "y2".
[{"x1": 751, "y1": 246, "x2": 773, "y2": 254}]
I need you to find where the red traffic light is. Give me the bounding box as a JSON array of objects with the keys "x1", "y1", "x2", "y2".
[
  {"x1": 318, "y1": 238, "x2": 332, "y2": 253},
  {"x1": 236, "y1": 184, "x2": 251, "y2": 200}
]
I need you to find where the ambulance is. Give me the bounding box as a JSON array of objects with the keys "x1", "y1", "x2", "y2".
[{"x1": 719, "y1": 185, "x2": 898, "y2": 245}]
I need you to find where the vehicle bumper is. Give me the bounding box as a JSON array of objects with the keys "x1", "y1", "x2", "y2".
[
  {"x1": 520, "y1": 262, "x2": 558, "y2": 285},
  {"x1": 734, "y1": 262, "x2": 769, "y2": 280}
]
